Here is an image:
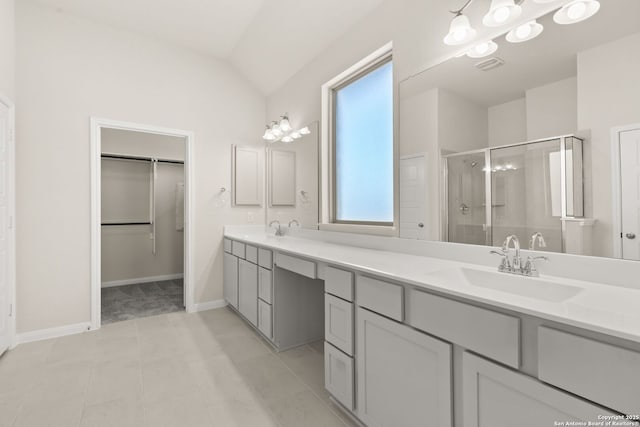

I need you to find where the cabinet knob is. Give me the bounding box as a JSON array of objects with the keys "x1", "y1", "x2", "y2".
[
  {"x1": 418, "y1": 223, "x2": 424, "y2": 228},
  {"x1": 626, "y1": 233, "x2": 636, "y2": 240}
]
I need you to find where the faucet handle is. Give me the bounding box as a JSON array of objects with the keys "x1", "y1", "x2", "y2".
[
  {"x1": 490, "y1": 250, "x2": 510, "y2": 272},
  {"x1": 524, "y1": 255, "x2": 549, "y2": 277}
]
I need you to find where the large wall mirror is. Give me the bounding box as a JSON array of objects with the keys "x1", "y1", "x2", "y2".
[
  {"x1": 399, "y1": 0, "x2": 640, "y2": 260},
  {"x1": 266, "y1": 121, "x2": 319, "y2": 229}
]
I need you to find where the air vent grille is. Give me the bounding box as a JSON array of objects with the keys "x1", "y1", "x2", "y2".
[{"x1": 475, "y1": 57, "x2": 505, "y2": 71}]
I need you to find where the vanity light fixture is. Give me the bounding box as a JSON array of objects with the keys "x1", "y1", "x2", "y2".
[
  {"x1": 262, "y1": 114, "x2": 309, "y2": 143},
  {"x1": 506, "y1": 20, "x2": 544, "y2": 43},
  {"x1": 466, "y1": 40, "x2": 498, "y2": 58},
  {"x1": 483, "y1": 0, "x2": 522, "y2": 27},
  {"x1": 553, "y1": 0, "x2": 600, "y2": 25},
  {"x1": 444, "y1": 12, "x2": 477, "y2": 45}
]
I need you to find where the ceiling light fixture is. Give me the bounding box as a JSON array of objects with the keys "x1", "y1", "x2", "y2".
[
  {"x1": 553, "y1": 0, "x2": 600, "y2": 25},
  {"x1": 466, "y1": 40, "x2": 499, "y2": 58},
  {"x1": 262, "y1": 114, "x2": 309, "y2": 143},
  {"x1": 444, "y1": 13, "x2": 477, "y2": 45},
  {"x1": 506, "y1": 19, "x2": 544, "y2": 42},
  {"x1": 483, "y1": 0, "x2": 522, "y2": 27}
]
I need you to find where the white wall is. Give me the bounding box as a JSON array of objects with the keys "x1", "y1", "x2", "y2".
[
  {"x1": 438, "y1": 88, "x2": 488, "y2": 153},
  {"x1": 526, "y1": 76, "x2": 577, "y2": 140},
  {"x1": 102, "y1": 128, "x2": 185, "y2": 161},
  {"x1": 16, "y1": 2, "x2": 265, "y2": 333},
  {"x1": 577, "y1": 32, "x2": 640, "y2": 258},
  {"x1": 0, "y1": 0, "x2": 14, "y2": 100},
  {"x1": 489, "y1": 98, "x2": 527, "y2": 147}
]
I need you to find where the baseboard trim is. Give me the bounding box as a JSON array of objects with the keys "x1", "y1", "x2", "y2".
[
  {"x1": 192, "y1": 299, "x2": 227, "y2": 312},
  {"x1": 16, "y1": 322, "x2": 92, "y2": 345},
  {"x1": 101, "y1": 273, "x2": 184, "y2": 288}
]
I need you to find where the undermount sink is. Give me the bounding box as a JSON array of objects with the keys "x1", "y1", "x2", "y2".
[{"x1": 428, "y1": 267, "x2": 583, "y2": 303}]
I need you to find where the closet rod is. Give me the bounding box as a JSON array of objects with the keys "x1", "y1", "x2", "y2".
[
  {"x1": 101, "y1": 153, "x2": 184, "y2": 164},
  {"x1": 101, "y1": 222, "x2": 152, "y2": 226}
]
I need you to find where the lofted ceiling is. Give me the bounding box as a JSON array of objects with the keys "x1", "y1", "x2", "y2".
[{"x1": 29, "y1": 0, "x2": 385, "y2": 94}]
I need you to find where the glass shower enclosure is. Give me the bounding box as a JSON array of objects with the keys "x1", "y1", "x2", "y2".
[{"x1": 445, "y1": 135, "x2": 584, "y2": 253}]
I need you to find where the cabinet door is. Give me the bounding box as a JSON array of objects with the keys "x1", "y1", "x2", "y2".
[
  {"x1": 238, "y1": 259, "x2": 258, "y2": 326},
  {"x1": 258, "y1": 300, "x2": 272, "y2": 338},
  {"x1": 258, "y1": 267, "x2": 272, "y2": 304},
  {"x1": 356, "y1": 308, "x2": 452, "y2": 427},
  {"x1": 325, "y1": 294, "x2": 353, "y2": 356},
  {"x1": 223, "y1": 253, "x2": 238, "y2": 309},
  {"x1": 325, "y1": 342, "x2": 354, "y2": 410},
  {"x1": 463, "y1": 352, "x2": 616, "y2": 427}
]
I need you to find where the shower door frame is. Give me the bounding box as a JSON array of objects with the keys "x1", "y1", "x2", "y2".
[{"x1": 442, "y1": 134, "x2": 584, "y2": 250}]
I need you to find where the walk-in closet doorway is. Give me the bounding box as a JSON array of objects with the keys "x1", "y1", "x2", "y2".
[{"x1": 90, "y1": 118, "x2": 194, "y2": 330}]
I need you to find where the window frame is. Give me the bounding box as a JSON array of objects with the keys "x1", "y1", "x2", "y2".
[{"x1": 321, "y1": 42, "x2": 397, "y2": 235}]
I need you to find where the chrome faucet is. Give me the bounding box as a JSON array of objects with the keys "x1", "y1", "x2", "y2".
[
  {"x1": 288, "y1": 219, "x2": 300, "y2": 228},
  {"x1": 269, "y1": 220, "x2": 283, "y2": 236},
  {"x1": 502, "y1": 235, "x2": 522, "y2": 272},
  {"x1": 529, "y1": 232, "x2": 547, "y2": 250},
  {"x1": 491, "y1": 234, "x2": 549, "y2": 277}
]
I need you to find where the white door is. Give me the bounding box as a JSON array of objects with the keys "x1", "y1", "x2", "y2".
[
  {"x1": 399, "y1": 155, "x2": 427, "y2": 239},
  {"x1": 0, "y1": 98, "x2": 14, "y2": 356},
  {"x1": 620, "y1": 129, "x2": 640, "y2": 261}
]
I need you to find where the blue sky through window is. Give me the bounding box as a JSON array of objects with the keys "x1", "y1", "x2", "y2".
[{"x1": 335, "y1": 60, "x2": 393, "y2": 223}]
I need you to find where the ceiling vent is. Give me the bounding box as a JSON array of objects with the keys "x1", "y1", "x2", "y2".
[{"x1": 475, "y1": 57, "x2": 505, "y2": 71}]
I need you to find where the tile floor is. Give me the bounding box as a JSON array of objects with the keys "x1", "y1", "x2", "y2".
[
  {"x1": 101, "y1": 280, "x2": 184, "y2": 325},
  {"x1": 0, "y1": 307, "x2": 358, "y2": 427}
]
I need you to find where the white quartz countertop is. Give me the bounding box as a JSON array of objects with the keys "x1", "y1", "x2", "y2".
[{"x1": 224, "y1": 229, "x2": 640, "y2": 345}]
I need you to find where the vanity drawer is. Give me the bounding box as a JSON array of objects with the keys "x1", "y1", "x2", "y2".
[
  {"x1": 231, "y1": 241, "x2": 245, "y2": 259},
  {"x1": 275, "y1": 253, "x2": 317, "y2": 279},
  {"x1": 325, "y1": 266, "x2": 354, "y2": 302},
  {"x1": 325, "y1": 342, "x2": 354, "y2": 411},
  {"x1": 258, "y1": 299, "x2": 272, "y2": 339},
  {"x1": 258, "y1": 248, "x2": 273, "y2": 269},
  {"x1": 356, "y1": 276, "x2": 404, "y2": 322},
  {"x1": 538, "y1": 327, "x2": 640, "y2": 415},
  {"x1": 245, "y1": 245, "x2": 258, "y2": 264},
  {"x1": 407, "y1": 289, "x2": 520, "y2": 368},
  {"x1": 325, "y1": 294, "x2": 354, "y2": 356},
  {"x1": 223, "y1": 238, "x2": 232, "y2": 253},
  {"x1": 258, "y1": 267, "x2": 272, "y2": 304}
]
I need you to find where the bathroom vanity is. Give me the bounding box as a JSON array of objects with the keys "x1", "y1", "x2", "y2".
[{"x1": 223, "y1": 226, "x2": 640, "y2": 427}]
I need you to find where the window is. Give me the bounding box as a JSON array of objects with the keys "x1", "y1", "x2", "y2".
[{"x1": 330, "y1": 53, "x2": 394, "y2": 226}]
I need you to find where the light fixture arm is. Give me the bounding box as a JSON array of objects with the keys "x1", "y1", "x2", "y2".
[{"x1": 449, "y1": 0, "x2": 474, "y2": 15}]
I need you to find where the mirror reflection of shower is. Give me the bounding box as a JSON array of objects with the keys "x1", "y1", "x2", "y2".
[{"x1": 445, "y1": 136, "x2": 585, "y2": 253}]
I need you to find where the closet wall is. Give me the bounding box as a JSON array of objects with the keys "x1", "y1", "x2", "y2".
[{"x1": 101, "y1": 129, "x2": 184, "y2": 285}]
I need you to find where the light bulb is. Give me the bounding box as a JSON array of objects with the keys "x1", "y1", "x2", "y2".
[
  {"x1": 291, "y1": 131, "x2": 301, "y2": 139},
  {"x1": 299, "y1": 126, "x2": 311, "y2": 135},
  {"x1": 567, "y1": 1, "x2": 586, "y2": 19},
  {"x1": 444, "y1": 14, "x2": 476, "y2": 45},
  {"x1": 466, "y1": 40, "x2": 498, "y2": 58},
  {"x1": 515, "y1": 23, "x2": 532, "y2": 39},
  {"x1": 553, "y1": 0, "x2": 599, "y2": 25},
  {"x1": 262, "y1": 126, "x2": 271, "y2": 140},
  {"x1": 279, "y1": 115, "x2": 292, "y2": 132},
  {"x1": 493, "y1": 7, "x2": 510, "y2": 23},
  {"x1": 271, "y1": 122, "x2": 282, "y2": 137},
  {"x1": 506, "y1": 20, "x2": 543, "y2": 43},
  {"x1": 281, "y1": 136, "x2": 294, "y2": 143}
]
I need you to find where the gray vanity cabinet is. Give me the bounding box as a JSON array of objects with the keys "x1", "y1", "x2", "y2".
[
  {"x1": 356, "y1": 307, "x2": 453, "y2": 427},
  {"x1": 223, "y1": 252, "x2": 238, "y2": 309},
  {"x1": 238, "y1": 258, "x2": 258, "y2": 326},
  {"x1": 463, "y1": 352, "x2": 614, "y2": 427}
]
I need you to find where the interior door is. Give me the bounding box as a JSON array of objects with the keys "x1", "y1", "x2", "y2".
[
  {"x1": 399, "y1": 155, "x2": 427, "y2": 239},
  {"x1": 0, "y1": 98, "x2": 14, "y2": 356},
  {"x1": 620, "y1": 128, "x2": 640, "y2": 261}
]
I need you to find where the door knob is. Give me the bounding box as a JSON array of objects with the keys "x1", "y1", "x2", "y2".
[
  {"x1": 418, "y1": 223, "x2": 424, "y2": 228},
  {"x1": 626, "y1": 233, "x2": 636, "y2": 240}
]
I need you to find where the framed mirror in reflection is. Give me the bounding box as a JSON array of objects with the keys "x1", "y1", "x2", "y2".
[
  {"x1": 265, "y1": 121, "x2": 319, "y2": 230},
  {"x1": 399, "y1": 0, "x2": 640, "y2": 260}
]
